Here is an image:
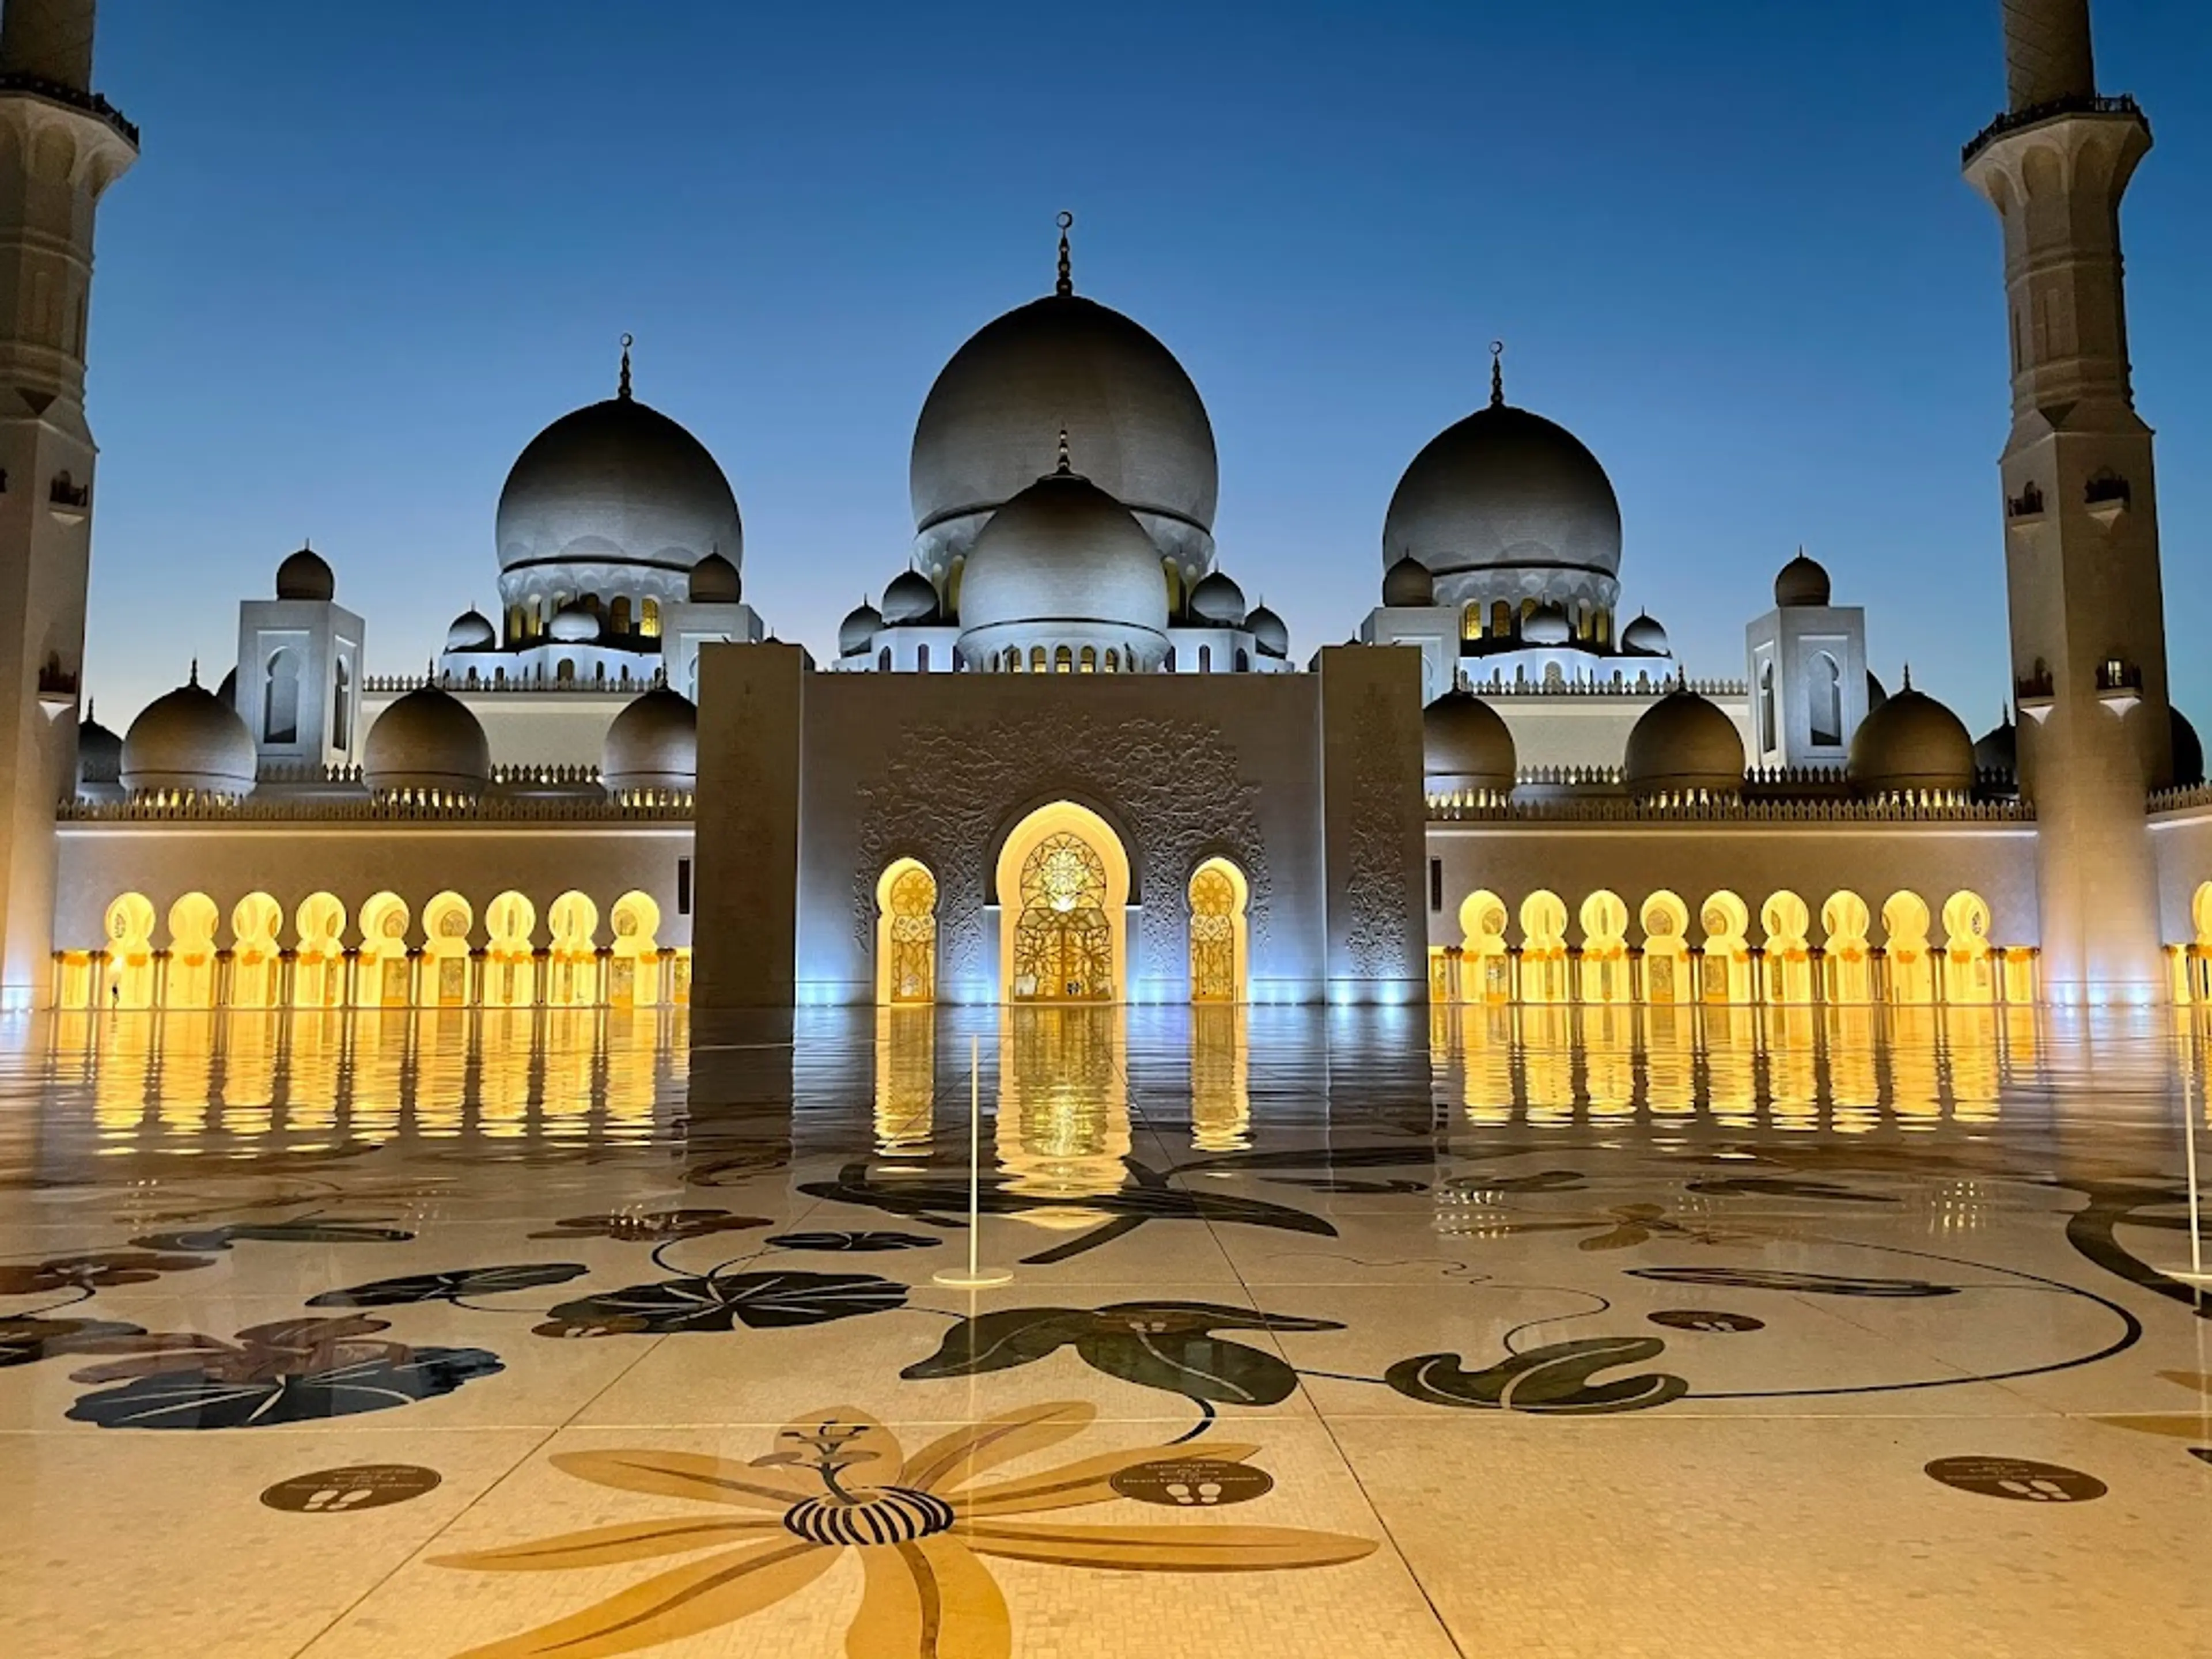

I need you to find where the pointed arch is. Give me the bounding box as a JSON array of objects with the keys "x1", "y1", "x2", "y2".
[
  {"x1": 1881, "y1": 890, "x2": 1935, "y2": 1005},
  {"x1": 610, "y1": 889, "x2": 664, "y2": 1008},
  {"x1": 996, "y1": 801, "x2": 1128, "y2": 1003},
  {"x1": 1940, "y1": 890, "x2": 1996, "y2": 1006},
  {"x1": 1517, "y1": 890, "x2": 1570, "y2": 1004},
  {"x1": 103, "y1": 892, "x2": 157, "y2": 1010},
  {"x1": 484, "y1": 890, "x2": 537, "y2": 1009},
  {"x1": 423, "y1": 890, "x2": 475, "y2": 1007},
  {"x1": 1759, "y1": 890, "x2": 1815, "y2": 1005},
  {"x1": 291, "y1": 892, "x2": 349, "y2": 1009},
  {"x1": 1819, "y1": 890, "x2": 1874, "y2": 1005},
  {"x1": 1578, "y1": 889, "x2": 1632, "y2": 1004},
  {"x1": 1458, "y1": 889, "x2": 1513, "y2": 1005},
  {"x1": 359, "y1": 891, "x2": 413, "y2": 1007},
  {"x1": 547, "y1": 890, "x2": 600, "y2": 1007},
  {"x1": 229, "y1": 892, "x2": 284, "y2": 1010},
  {"x1": 1699, "y1": 890, "x2": 1755, "y2": 1004},
  {"x1": 1188, "y1": 857, "x2": 1248, "y2": 1003},
  {"x1": 1637, "y1": 889, "x2": 1692, "y2": 1005},
  {"x1": 876, "y1": 859, "x2": 938, "y2": 1006}
]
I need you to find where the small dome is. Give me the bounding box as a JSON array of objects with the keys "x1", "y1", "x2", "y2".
[
  {"x1": 547, "y1": 603, "x2": 601, "y2": 644},
  {"x1": 2174, "y1": 706, "x2": 2206, "y2": 788},
  {"x1": 1620, "y1": 612, "x2": 1669, "y2": 654},
  {"x1": 1189, "y1": 569, "x2": 1246, "y2": 627},
  {"x1": 839, "y1": 601, "x2": 884, "y2": 657},
  {"x1": 1381, "y1": 554, "x2": 1435, "y2": 608},
  {"x1": 1624, "y1": 688, "x2": 1745, "y2": 798},
  {"x1": 275, "y1": 546, "x2": 335, "y2": 602},
  {"x1": 1972, "y1": 712, "x2": 2017, "y2": 779},
  {"x1": 603, "y1": 685, "x2": 697, "y2": 793},
  {"x1": 1522, "y1": 602, "x2": 1571, "y2": 646},
  {"x1": 1422, "y1": 690, "x2": 1516, "y2": 794},
  {"x1": 362, "y1": 685, "x2": 491, "y2": 796},
  {"x1": 956, "y1": 461, "x2": 1171, "y2": 650},
  {"x1": 1383, "y1": 399, "x2": 1622, "y2": 582},
  {"x1": 215, "y1": 666, "x2": 237, "y2": 709},
  {"x1": 881, "y1": 569, "x2": 941, "y2": 626},
  {"x1": 1866, "y1": 670, "x2": 1888, "y2": 712},
  {"x1": 1247, "y1": 603, "x2": 1289, "y2": 658},
  {"x1": 120, "y1": 673, "x2": 257, "y2": 797},
  {"x1": 445, "y1": 608, "x2": 496, "y2": 651},
  {"x1": 497, "y1": 389, "x2": 743, "y2": 578},
  {"x1": 688, "y1": 549, "x2": 742, "y2": 604},
  {"x1": 76, "y1": 710, "x2": 122, "y2": 790},
  {"x1": 1774, "y1": 550, "x2": 1831, "y2": 608},
  {"x1": 1846, "y1": 677, "x2": 1974, "y2": 797}
]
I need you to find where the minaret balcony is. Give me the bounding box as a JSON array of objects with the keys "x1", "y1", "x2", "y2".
[
  {"x1": 2014, "y1": 671, "x2": 2055, "y2": 724},
  {"x1": 1962, "y1": 92, "x2": 2147, "y2": 166},
  {"x1": 2096, "y1": 658, "x2": 2142, "y2": 717},
  {"x1": 2084, "y1": 472, "x2": 2132, "y2": 529}
]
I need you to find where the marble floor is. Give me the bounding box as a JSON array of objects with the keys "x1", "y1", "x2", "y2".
[{"x1": 1, "y1": 1001, "x2": 2207, "y2": 1657}]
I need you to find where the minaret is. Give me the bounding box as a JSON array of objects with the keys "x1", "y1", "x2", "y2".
[
  {"x1": 1964, "y1": 0, "x2": 2167, "y2": 1005},
  {"x1": 0, "y1": 0, "x2": 135, "y2": 1008}
]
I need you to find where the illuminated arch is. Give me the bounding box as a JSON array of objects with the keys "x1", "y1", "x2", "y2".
[
  {"x1": 1188, "y1": 857, "x2": 1248, "y2": 1003},
  {"x1": 291, "y1": 892, "x2": 349, "y2": 1009},
  {"x1": 1881, "y1": 889, "x2": 1936, "y2": 1005},
  {"x1": 1819, "y1": 890, "x2": 1874, "y2": 1005},
  {"x1": 484, "y1": 890, "x2": 537, "y2": 1009},
  {"x1": 1517, "y1": 890, "x2": 1570, "y2": 1004},
  {"x1": 161, "y1": 893, "x2": 221, "y2": 1010},
  {"x1": 103, "y1": 892, "x2": 157, "y2": 1010},
  {"x1": 1759, "y1": 890, "x2": 1815, "y2": 1005},
  {"x1": 358, "y1": 891, "x2": 413, "y2": 1007},
  {"x1": 876, "y1": 859, "x2": 938, "y2": 1006},
  {"x1": 1940, "y1": 889, "x2": 1996, "y2": 1006},
  {"x1": 995, "y1": 801, "x2": 1129, "y2": 1003},
  {"x1": 1637, "y1": 890, "x2": 1692, "y2": 1005},
  {"x1": 1577, "y1": 889, "x2": 1631, "y2": 1005},
  {"x1": 547, "y1": 890, "x2": 600, "y2": 1007},
  {"x1": 1458, "y1": 889, "x2": 1512, "y2": 1005},
  {"x1": 610, "y1": 890, "x2": 664, "y2": 1009},
  {"x1": 1699, "y1": 890, "x2": 1755, "y2": 1005},
  {"x1": 422, "y1": 891, "x2": 475, "y2": 1007},
  {"x1": 229, "y1": 892, "x2": 283, "y2": 1010}
]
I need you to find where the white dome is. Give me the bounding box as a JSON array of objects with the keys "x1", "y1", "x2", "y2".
[
  {"x1": 910, "y1": 274, "x2": 1216, "y2": 586},
  {"x1": 120, "y1": 673, "x2": 257, "y2": 797},
  {"x1": 497, "y1": 377, "x2": 741, "y2": 581},
  {"x1": 1620, "y1": 612, "x2": 1669, "y2": 654},
  {"x1": 881, "y1": 569, "x2": 941, "y2": 626},
  {"x1": 839, "y1": 601, "x2": 884, "y2": 657},
  {"x1": 547, "y1": 603, "x2": 601, "y2": 643},
  {"x1": 603, "y1": 686, "x2": 697, "y2": 793},
  {"x1": 1247, "y1": 603, "x2": 1289, "y2": 658},
  {"x1": 363, "y1": 686, "x2": 491, "y2": 796},
  {"x1": 957, "y1": 460, "x2": 1171, "y2": 664},
  {"x1": 1522, "y1": 601, "x2": 1571, "y2": 646},
  {"x1": 445, "y1": 608, "x2": 496, "y2": 651},
  {"x1": 1188, "y1": 570, "x2": 1246, "y2": 627}
]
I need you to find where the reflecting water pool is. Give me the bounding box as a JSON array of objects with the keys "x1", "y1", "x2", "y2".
[{"x1": 1, "y1": 1005, "x2": 2206, "y2": 1658}]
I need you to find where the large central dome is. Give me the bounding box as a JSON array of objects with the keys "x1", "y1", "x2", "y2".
[
  {"x1": 497, "y1": 372, "x2": 742, "y2": 582},
  {"x1": 1384, "y1": 394, "x2": 1621, "y2": 583},
  {"x1": 910, "y1": 251, "x2": 1217, "y2": 589}
]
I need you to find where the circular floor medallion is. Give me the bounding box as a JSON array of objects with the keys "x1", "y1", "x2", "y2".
[
  {"x1": 1110, "y1": 1457, "x2": 1273, "y2": 1508},
  {"x1": 1922, "y1": 1456, "x2": 2105, "y2": 1503},
  {"x1": 1647, "y1": 1309, "x2": 1764, "y2": 1334},
  {"x1": 260, "y1": 1463, "x2": 442, "y2": 1513}
]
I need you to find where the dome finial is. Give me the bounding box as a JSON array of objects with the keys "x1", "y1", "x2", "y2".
[
  {"x1": 1489, "y1": 340, "x2": 1505, "y2": 408},
  {"x1": 1055, "y1": 211, "x2": 1074, "y2": 297},
  {"x1": 1055, "y1": 426, "x2": 1073, "y2": 475},
  {"x1": 618, "y1": 332, "x2": 634, "y2": 401},
  {"x1": 188, "y1": 658, "x2": 199, "y2": 688},
  {"x1": 1902, "y1": 662, "x2": 1914, "y2": 691}
]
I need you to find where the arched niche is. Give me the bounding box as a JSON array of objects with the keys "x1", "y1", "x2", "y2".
[
  {"x1": 876, "y1": 859, "x2": 938, "y2": 1007},
  {"x1": 1188, "y1": 856, "x2": 1248, "y2": 1004},
  {"x1": 995, "y1": 801, "x2": 1130, "y2": 1003}
]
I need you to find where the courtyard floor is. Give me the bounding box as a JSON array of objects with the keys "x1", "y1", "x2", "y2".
[{"x1": 0, "y1": 1002, "x2": 2205, "y2": 1657}]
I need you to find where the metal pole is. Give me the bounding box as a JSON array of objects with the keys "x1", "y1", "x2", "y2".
[{"x1": 933, "y1": 1025, "x2": 1011, "y2": 1288}]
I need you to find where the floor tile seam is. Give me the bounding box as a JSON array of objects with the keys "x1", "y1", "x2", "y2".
[{"x1": 284, "y1": 1328, "x2": 675, "y2": 1657}]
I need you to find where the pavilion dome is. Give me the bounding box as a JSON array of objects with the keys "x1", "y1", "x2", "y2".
[
  {"x1": 1620, "y1": 612, "x2": 1669, "y2": 654},
  {"x1": 1774, "y1": 550, "x2": 1831, "y2": 608},
  {"x1": 1522, "y1": 601, "x2": 1571, "y2": 646},
  {"x1": 839, "y1": 600, "x2": 884, "y2": 657},
  {"x1": 547, "y1": 603, "x2": 601, "y2": 643},
  {"x1": 362, "y1": 685, "x2": 491, "y2": 796},
  {"x1": 445, "y1": 608, "x2": 496, "y2": 651},
  {"x1": 1846, "y1": 676, "x2": 1974, "y2": 797},
  {"x1": 496, "y1": 358, "x2": 742, "y2": 583},
  {"x1": 1624, "y1": 687, "x2": 1745, "y2": 798},
  {"x1": 1247, "y1": 603, "x2": 1289, "y2": 658},
  {"x1": 1381, "y1": 554, "x2": 1435, "y2": 608},
  {"x1": 120, "y1": 671, "x2": 257, "y2": 797},
  {"x1": 1972, "y1": 711, "x2": 2017, "y2": 781},
  {"x1": 275, "y1": 546, "x2": 335, "y2": 602},
  {"x1": 2173, "y1": 707, "x2": 2205, "y2": 788},
  {"x1": 602, "y1": 685, "x2": 697, "y2": 793},
  {"x1": 881, "y1": 569, "x2": 941, "y2": 626},
  {"x1": 688, "y1": 549, "x2": 742, "y2": 604},
  {"x1": 1422, "y1": 690, "x2": 1516, "y2": 794},
  {"x1": 910, "y1": 250, "x2": 1217, "y2": 581},
  {"x1": 1188, "y1": 569, "x2": 1246, "y2": 627},
  {"x1": 76, "y1": 707, "x2": 122, "y2": 792},
  {"x1": 1382, "y1": 384, "x2": 1622, "y2": 583},
  {"x1": 956, "y1": 456, "x2": 1171, "y2": 664}
]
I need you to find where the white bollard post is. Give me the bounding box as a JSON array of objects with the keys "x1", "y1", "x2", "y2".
[{"x1": 934, "y1": 1031, "x2": 1012, "y2": 1289}]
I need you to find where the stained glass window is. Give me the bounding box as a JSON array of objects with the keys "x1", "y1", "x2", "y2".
[
  {"x1": 885, "y1": 864, "x2": 937, "y2": 1004},
  {"x1": 1189, "y1": 865, "x2": 1238, "y2": 1002},
  {"x1": 1012, "y1": 833, "x2": 1111, "y2": 1001}
]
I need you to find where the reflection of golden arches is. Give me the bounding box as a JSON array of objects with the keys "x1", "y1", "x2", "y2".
[
  {"x1": 291, "y1": 891, "x2": 348, "y2": 1009},
  {"x1": 1188, "y1": 858, "x2": 1247, "y2": 1003},
  {"x1": 876, "y1": 859, "x2": 938, "y2": 1006},
  {"x1": 995, "y1": 802, "x2": 1129, "y2": 1004}
]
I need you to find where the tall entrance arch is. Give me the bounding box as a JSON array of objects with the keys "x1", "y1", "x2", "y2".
[{"x1": 996, "y1": 802, "x2": 1130, "y2": 1003}]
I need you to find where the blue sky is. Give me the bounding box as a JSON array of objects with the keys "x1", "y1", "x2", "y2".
[{"x1": 82, "y1": 0, "x2": 2212, "y2": 730}]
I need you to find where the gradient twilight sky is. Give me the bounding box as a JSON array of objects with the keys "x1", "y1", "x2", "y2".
[{"x1": 79, "y1": 0, "x2": 2212, "y2": 728}]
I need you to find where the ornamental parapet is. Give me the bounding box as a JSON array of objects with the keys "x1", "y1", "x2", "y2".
[
  {"x1": 1427, "y1": 794, "x2": 2032, "y2": 825},
  {"x1": 59, "y1": 791, "x2": 691, "y2": 824},
  {"x1": 1460, "y1": 674, "x2": 1747, "y2": 699}
]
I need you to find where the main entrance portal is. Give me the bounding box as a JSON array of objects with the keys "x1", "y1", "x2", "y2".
[{"x1": 997, "y1": 802, "x2": 1130, "y2": 1005}]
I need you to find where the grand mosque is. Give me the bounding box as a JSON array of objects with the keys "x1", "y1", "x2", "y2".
[{"x1": 1, "y1": 0, "x2": 2206, "y2": 1014}]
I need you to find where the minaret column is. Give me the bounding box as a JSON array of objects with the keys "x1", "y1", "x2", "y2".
[
  {"x1": 1965, "y1": 0, "x2": 2166, "y2": 1005},
  {"x1": 0, "y1": 0, "x2": 134, "y2": 1007}
]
